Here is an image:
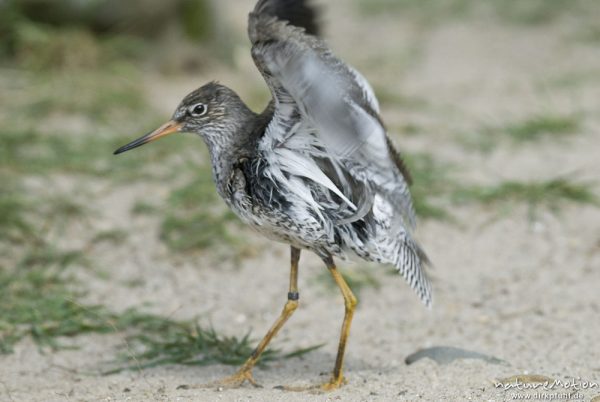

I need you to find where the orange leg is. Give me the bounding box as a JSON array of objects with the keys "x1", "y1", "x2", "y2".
[
  {"x1": 321, "y1": 255, "x2": 357, "y2": 391},
  {"x1": 207, "y1": 246, "x2": 301, "y2": 389}
]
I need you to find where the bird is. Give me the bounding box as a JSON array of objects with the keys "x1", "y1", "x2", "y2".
[{"x1": 114, "y1": 0, "x2": 431, "y2": 391}]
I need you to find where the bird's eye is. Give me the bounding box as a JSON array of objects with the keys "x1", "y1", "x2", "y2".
[{"x1": 190, "y1": 104, "x2": 207, "y2": 117}]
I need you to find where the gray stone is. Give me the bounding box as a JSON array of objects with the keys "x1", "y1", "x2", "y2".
[{"x1": 405, "y1": 346, "x2": 506, "y2": 366}]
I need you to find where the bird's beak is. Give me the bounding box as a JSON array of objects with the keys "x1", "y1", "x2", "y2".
[{"x1": 113, "y1": 120, "x2": 183, "y2": 155}]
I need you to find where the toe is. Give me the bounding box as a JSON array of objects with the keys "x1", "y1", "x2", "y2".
[
  {"x1": 181, "y1": 370, "x2": 261, "y2": 390},
  {"x1": 220, "y1": 369, "x2": 262, "y2": 389},
  {"x1": 320, "y1": 376, "x2": 347, "y2": 391}
]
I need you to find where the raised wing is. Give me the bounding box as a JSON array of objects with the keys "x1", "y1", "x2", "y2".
[
  {"x1": 247, "y1": 1, "x2": 430, "y2": 305},
  {"x1": 249, "y1": 8, "x2": 415, "y2": 227}
]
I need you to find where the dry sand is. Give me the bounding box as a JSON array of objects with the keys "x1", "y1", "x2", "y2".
[{"x1": 2, "y1": 0, "x2": 600, "y2": 401}]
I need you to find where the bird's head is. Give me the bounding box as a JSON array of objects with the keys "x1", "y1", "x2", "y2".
[{"x1": 114, "y1": 82, "x2": 253, "y2": 155}]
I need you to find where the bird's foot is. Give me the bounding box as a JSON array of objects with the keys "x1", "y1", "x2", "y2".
[
  {"x1": 214, "y1": 368, "x2": 262, "y2": 389},
  {"x1": 180, "y1": 368, "x2": 261, "y2": 390},
  {"x1": 274, "y1": 376, "x2": 347, "y2": 393},
  {"x1": 320, "y1": 375, "x2": 347, "y2": 391}
]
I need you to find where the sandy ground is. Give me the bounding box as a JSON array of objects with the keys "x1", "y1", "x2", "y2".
[{"x1": 2, "y1": 0, "x2": 600, "y2": 401}]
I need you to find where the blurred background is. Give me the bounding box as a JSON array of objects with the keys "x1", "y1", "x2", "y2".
[{"x1": 1, "y1": 0, "x2": 599, "y2": 400}]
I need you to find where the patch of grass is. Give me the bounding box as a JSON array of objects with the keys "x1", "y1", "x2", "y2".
[
  {"x1": 452, "y1": 177, "x2": 598, "y2": 217},
  {"x1": 0, "y1": 51, "x2": 196, "y2": 182},
  {"x1": 107, "y1": 318, "x2": 323, "y2": 374},
  {"x1": 0, "y1": 185, "x2": 35, "y2": 246},
  {"x1": 9, "y1": 18, "x2": 149, "y2": 71},
  {"x1": 181, "y1": 0, "x2": 215, "y2": 42},
  {"x1": 0, "y1": 181, "x2": 90, "y2": 253},
  {"x1": 92, "y1": 229, "x2": 129, "y2": 245},
  {"x1": 461, "y1": 114, "x2": 581, "y2": 151},
  {"x1": 160, "y1": 173, "x2": 241, "y2": 253},
  {"x1": 1, "y1": 257, "x2": 321, "y2": 366},
  {"x1": 0, "y1": 124, "x2": 189, "y2": 180},
  {"x1": 491, "y1": 0, "x2": 591, "y2": 25},
  {"x1": 354, "y1": 0, "x2": 471, "y2": 22},
  {"x1": 15, "y1": 247, "x2": 87, "y2": 272},
  {"x1": 575, "y1": 26, "x2": 600, "y2": 44},
  {"x1": 24, "y1": 68, "x2": 145, "y2": 122},
  {"x1": 398, "y1": 123, "x2": 424, "y2": 136},
  {"x1": 111, "y1": 321, "x2": 272, "y2": 372},
  {"x1": 404, "y1": 153, "x2": 454, "y2": 220},
  {"x1": 374, "y1": 86, "x2": 429, "y2": 110},
  {"x1": 354, "y1": 0, "x2": 598, "y2": 25},
  {"x1": 131, "y1": 201, "x2": 160, "y2": 215},
  {"x1": 14, "y1": 23, "x2": 102, "y2": 70},
  {"x1": 537, "y1": 70, "x2": 600, "y2": 89},
  {"x1": 0, "y1": 1, "x2": 22, "y2": 57},
  {"x1": 1, "y1": 247, "x2": 94, "y2": 352},
  {"x1": 1, "y1": 61, "x2": 146, "y2": 127},
  {"x1": 122, "y1": 278, "x2": 145, "y2": 288},
  {"x1": 504, "y1": 115, "x2": 580, "y2": 142},
  {"x1": 0, "y1": 66, "x2": 190, "y2": 183},
  {"x1": 45, "y1": 194, "x2": 89, "y2": 220}
]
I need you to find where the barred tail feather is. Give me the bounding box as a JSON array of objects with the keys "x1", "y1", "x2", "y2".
[{"x1": 394, "y1": 237, "x2": 432, "y2": 307}]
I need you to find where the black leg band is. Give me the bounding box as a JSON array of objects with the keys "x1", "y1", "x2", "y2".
[{"x1": 287, "y1": 292, "x2": 299, "y2": 301}]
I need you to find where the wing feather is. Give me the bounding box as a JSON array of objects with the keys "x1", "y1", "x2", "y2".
[
  {"x1": 251, "y1": 30, "x2": 416, "y2": 226},
  {"x1": 253, "y1": 0, "x2": 321, "y2": 37}
]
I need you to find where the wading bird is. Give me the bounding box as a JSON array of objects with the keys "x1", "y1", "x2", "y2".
[{"x1": 114, "y1": 0, "x2": 431, "y2": 391}]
